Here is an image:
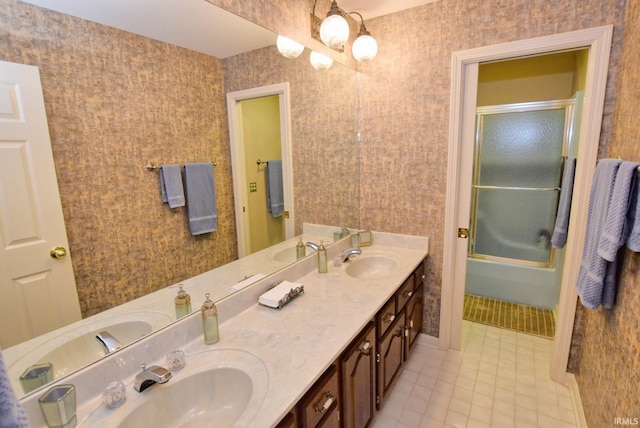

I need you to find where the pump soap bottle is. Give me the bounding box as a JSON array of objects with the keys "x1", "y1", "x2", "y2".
[
  {"x1": 201, "y1": 293, "x2": 220, "y2": 345},
  {"x1": 174, "y1": 284, "x2": 191, "y2": 319},
  {"x1": 296, "y1": 238, "x2": 306, "y2": 260},
  {"x1": 317, "y1": 241, "x2": 328, "y2": 274}
]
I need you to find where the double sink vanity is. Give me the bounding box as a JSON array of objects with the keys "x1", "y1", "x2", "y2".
[{"x1": 19, "y1": 227, "x2": 428, "y2": 427}]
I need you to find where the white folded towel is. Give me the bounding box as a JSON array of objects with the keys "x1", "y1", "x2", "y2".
[
  {"x1": 230, "y1": 273, "x2": 266, "y2": 292},
  {"x1": 259, "y1": 280, "x2": 303, "y2": 308}
]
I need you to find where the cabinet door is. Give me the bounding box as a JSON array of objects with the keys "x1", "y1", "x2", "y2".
[
  {"x1": 275, "y1": 412, "x2": 297, "y2": 428},
  {"x1": 404, "y1": 283, "x2": 424, "y2": 360},
  {"x1": 341, "y1": 322, "x2": 376, "y2": 428},
  {"x1": 300, "y1": 365, "x2": 340, "y2": 428},
  {"x1": 377, "y1": 311, "x2": 404, "y2": 408}
]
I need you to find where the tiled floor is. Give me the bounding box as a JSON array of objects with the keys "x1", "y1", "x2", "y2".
[{"x1": 371, "y1": 321, "x2": 578, "y2": 428}]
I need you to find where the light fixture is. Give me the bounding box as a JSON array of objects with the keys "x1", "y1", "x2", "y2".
[
  {"x1": 319, "y1": 1, "x2": 349, "y2": 49},
  {"x1": 276, "y1": 35, "x2": 304, "y2": 59},
  {"x1": 310, "y1": 51, "x2": 333, "y2": 71},
  {"x1": 349, "y1": 12, "x2": 378, "y2": 62}
]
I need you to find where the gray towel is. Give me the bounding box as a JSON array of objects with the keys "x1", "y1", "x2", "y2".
[
  {"x1": 184, "y1": 163, "x2": 217, "y2": 235},
  {"x1": 576, "y1": 158, "x2": 621, "y2": 309},
  {"x1": 159, "y1": 164, "x2": 185, "y2": 208},
  {"x1": 626, "y1": 174, "x2": 640, "y2": 251},
  {"x1": 598, "y1": 161, "x2": 640, "y2": 260},
  {"x1": 0, "y1": 347, "x2": 29, "y2": 428},
  {"x1": 266, "y1": 160, "x2": 284, "y2": 217},
  {"x1": 551, "y1": 156, "x2": 576, "y2": 249}
]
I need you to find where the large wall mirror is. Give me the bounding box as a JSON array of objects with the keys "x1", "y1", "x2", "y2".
[{"x1": 1, "y1": 0, "x2": 359, "y2": 399}]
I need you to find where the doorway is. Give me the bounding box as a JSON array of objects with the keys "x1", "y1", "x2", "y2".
[
  {"x1": 226, "y1": 83, "x2": 295, "y2": 257},
  {"x1": 441, "y1": 26, "x2": 613, "y2": 383}
]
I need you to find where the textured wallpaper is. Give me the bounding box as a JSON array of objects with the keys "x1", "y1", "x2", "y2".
[
  {"x1": 0, "y1": 0, "x2": 237, "y2": 316},
  {"x1": 357, "y1": 0, "x2": 624, "y2": 340},
  {"x1": 574, "y1": 0, "x2": 640, "y2": 424},
  {"x1": 223, "y1": 47, "x2": 360, "y2": 234}
]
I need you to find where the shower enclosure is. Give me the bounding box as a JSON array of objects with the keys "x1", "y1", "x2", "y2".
[{"x1": 465, "y1": 99, "x2": 576, "y2": 309}]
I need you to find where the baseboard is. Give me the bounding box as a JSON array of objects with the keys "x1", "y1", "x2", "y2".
[
  {"x1": 565, "y1": 373, "x2": 587, "y2": 428},
  {"x1": 416, "y1": 333, "x2": 439, "y2": 349}
]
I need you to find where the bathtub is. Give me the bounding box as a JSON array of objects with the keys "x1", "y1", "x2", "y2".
[{"x1": 465, "y1": 254, "x2": 563, "y2": 310}]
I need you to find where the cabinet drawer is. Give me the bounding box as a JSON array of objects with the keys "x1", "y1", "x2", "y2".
[
  {"x1": 397, "y1": 275, "x2": 415, "y2": 311},
  {"x1": 300, "y1": 365, "x2": 340, "y2": 428},
  {"x1": 376, "y1": 298, "x2": 397, "y2": 338}
]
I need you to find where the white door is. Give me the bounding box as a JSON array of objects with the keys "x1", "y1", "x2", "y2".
[
  {"x1": 227, "y1": 83, "x2": 295, "y2": 257},
  {"x1": 0, "y1": 60, "x2": 81, "y2": 349}
]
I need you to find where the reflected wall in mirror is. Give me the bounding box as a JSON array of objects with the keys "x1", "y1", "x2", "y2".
[{"x1": 0, "y1": 0, "x2": 358, "y2": 398}]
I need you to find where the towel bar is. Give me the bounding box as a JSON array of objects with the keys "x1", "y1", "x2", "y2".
[
  {"x1": 146, "y1": 161, "x2": 217, "y2": 171},
  {"x1": 256, "y1": 159, "x2": 269, "y2": 166}
]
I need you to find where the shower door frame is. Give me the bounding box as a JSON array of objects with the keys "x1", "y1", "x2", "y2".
[
  {"x1": 440, "y1": 25, "x2": 613, "y2": 386},
  {"x1": 469, "y1": 99, "x2": 575, "y2": 269}
]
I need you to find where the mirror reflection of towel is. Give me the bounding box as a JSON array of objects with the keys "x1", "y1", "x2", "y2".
[
  {"x1": 184, "y1": 163, "x2": 217, "y2": 235},
  {"x1": 266, "y1": 160, "x2": 284, "y2": 217},
  {"x1": 160, "y1": 164, "x2": 185, "y2": 208}
]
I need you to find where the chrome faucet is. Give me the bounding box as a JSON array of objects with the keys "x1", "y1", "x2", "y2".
[
  {"x1": 133, "y1": 364, "x2": 172, "y2": 392},
  {"x1": 96, "y1": 331, "x2": 123, "y2": 354},
  {"x1": 340, "y1": 248, "x2": 361, "y2": 262},
  {"x1": 305, "y1": 242, "x2": 319, "y2": 252}
]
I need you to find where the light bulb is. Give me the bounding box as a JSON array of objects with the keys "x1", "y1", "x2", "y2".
[
  {"x1": 310, "y1": 51, "x2": 333, "y2": 71},
  {"x1": 276, "y1": 35, "x2": 304, "y2": 59},
  {"x1": 352, "y1": 34, "x2": 378, "y2": 62},
  {"x1": 319, "y1": 14, "x2": 349, "y2": 49}
]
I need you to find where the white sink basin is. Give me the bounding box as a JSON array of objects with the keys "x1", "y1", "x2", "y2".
[
  {"x1": 344, "y1": 255, "x2": 397, "y2": 279},
  {"x1": 8, "y1": 311, "x2": 172, "y2": 394},
  {"x1": 81, "y1": 349, "x2": 268, "y2": 428},
  {"x1": 271, "y1": 245, "x2": 298, "y2": 263}
]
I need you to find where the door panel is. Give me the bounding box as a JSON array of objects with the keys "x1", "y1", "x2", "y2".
[{"x1": 0, "y1": 60, "x2": 81, "y2": 348}]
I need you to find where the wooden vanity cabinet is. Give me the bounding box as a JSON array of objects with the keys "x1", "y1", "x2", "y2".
[
  {"x1": 340, "y1": 322, "x2": 376, "y2": 428},
  {"x1": 376, "y1": 308, "x2": 405, "y2": 409},
  {"x1": 298, "y1": 365, "x2": 341, "y2": 428},
  {"x1": 404, "y1": 282, "x2": 424, "y2": 360},
  {"x1": 276, "y1": 258, "x2": 427, "y2": 428}
]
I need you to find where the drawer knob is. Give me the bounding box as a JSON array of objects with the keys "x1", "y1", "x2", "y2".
[
  {"x1": 402, "y1": 290, "x2": 413, "y2": 298},
  {"x1": 314, "y1": 392, "x2": 335, "y2": 414},
  {"x1": 383, "y1": 313, "x2": 395, "y2": 323}
]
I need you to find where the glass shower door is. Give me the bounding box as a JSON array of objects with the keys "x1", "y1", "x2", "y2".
[{"x1": 469, "y1": 100, "x2": 575, "y2": 267}]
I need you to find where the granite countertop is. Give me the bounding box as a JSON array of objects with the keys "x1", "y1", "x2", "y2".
[
  {"x1": 20, "y1": 231, "x2": 428, "y2": 427},
  {"x1": 184, "y1": 240, "x2": 428, "y2": 427}
]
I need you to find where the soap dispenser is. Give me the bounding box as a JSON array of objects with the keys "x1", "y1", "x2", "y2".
[
  {"x1": 201, "y1": 293, "x2": 220, "y2": 345},
  {"x1": 317, "y1": 240, "x2": 328, "y2": 274},
  {"x1": 296, "y1": 237, "x2": 306, "y2": 260},
  {"x1": 174, "y1": 284, "x2": 191, "y2": 319}
]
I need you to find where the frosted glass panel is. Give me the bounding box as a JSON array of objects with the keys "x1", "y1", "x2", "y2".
[
  {"x1": 478, "y1": 109, "x2": 565, "y2": 188},
  {"x1": 473, "y1": 188, "x2": 558, "y2": 263}
]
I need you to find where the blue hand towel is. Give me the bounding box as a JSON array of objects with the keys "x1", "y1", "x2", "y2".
[
  {"x1": 0, "y1": 347, "x2": 29, "y2": 428},
  {"x1": 551, "y1": 156, "x2": 576, "y2": 249},
  {"x1": 626, "y1": 173, "x2": 640, "y2": 252},
  {"x1": 159, "y1": 164, "x2": 185, "y2": 208},
  {"x1": 598, "y1": 161, "x2": 640, "y2": 260},
  {"x1": 184, "y1": 163, "x2": 217, "y2": 235},
  {"x1": 266, "y1": 160, "x2": 284, "y2": 217},
  {"x1": 576, "y1": 158, "x2": 621, "y2": 309}
]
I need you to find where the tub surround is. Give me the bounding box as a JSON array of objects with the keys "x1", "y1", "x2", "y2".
[{"x1": 19, "y1": 231, "x2": 428, "y2": 427}]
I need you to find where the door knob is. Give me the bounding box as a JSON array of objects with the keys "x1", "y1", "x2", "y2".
[{"x1": 50, "y1": 246, "x2": 67, "y2": 259}]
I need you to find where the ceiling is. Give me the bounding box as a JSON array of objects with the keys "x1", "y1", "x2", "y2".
[{"x1": 21, "y1": 0, "x2": 437, "y2": 58}]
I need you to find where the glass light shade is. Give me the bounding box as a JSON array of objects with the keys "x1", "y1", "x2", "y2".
[
  {"x1": 276, "y1": 35, "x2": 304, "y2": 59},
  {"x1": 319, "y1": 14, "x2": 349, "y2": 48},
  {"x1": 352, "y1": 34, "x2": 378, "y2": 62},
  {"x1": 310, "y1": 51, "x2": 333, "y2": 71}
]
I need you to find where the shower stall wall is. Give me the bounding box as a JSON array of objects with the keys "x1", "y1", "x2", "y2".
[{"x1": 465, "y1": 100, "x2": 576, "y2": 310}]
